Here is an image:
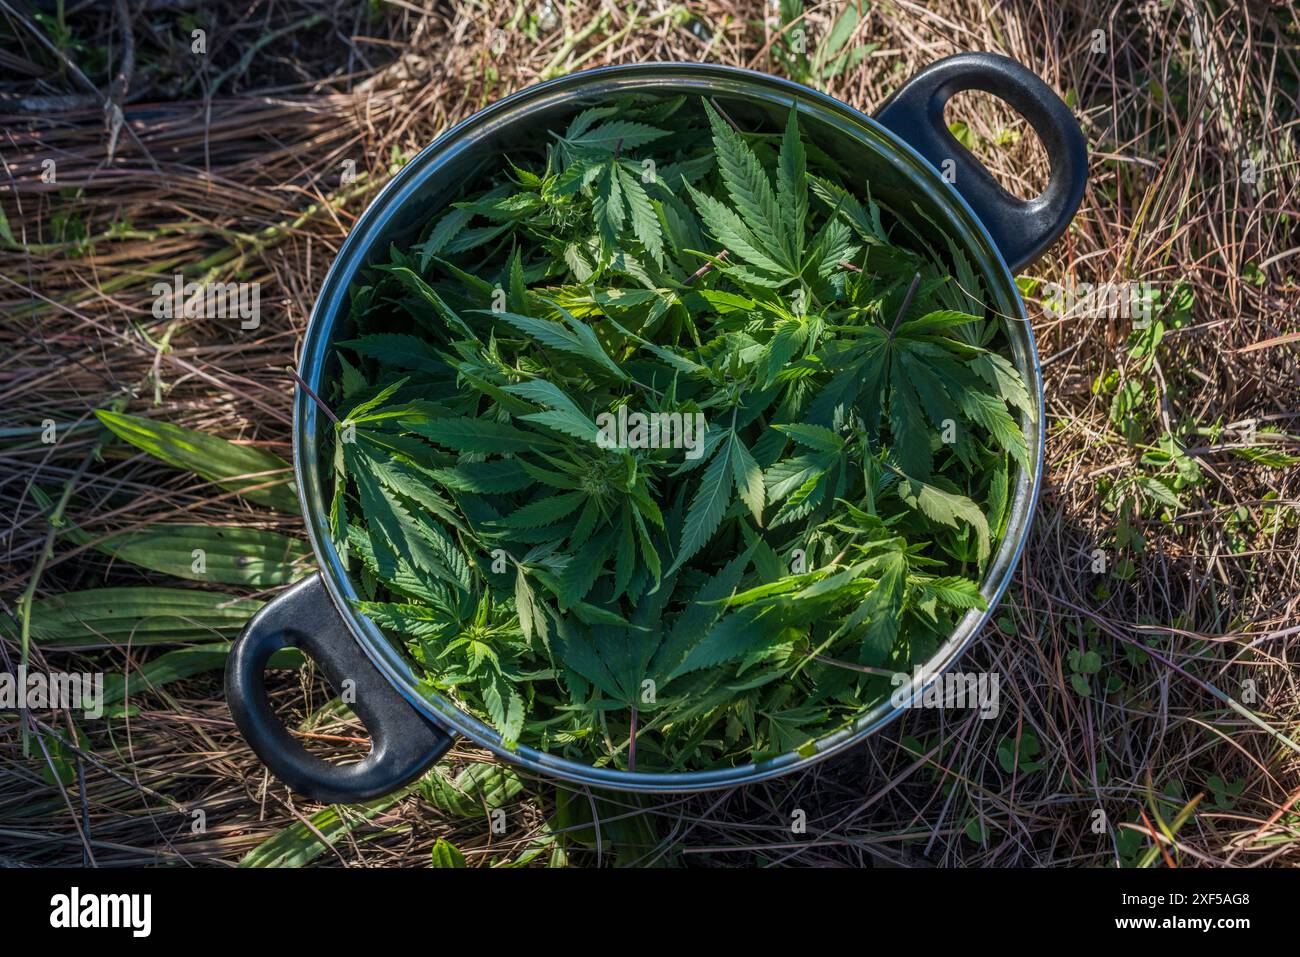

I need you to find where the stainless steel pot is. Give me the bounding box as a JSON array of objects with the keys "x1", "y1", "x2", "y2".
[{"x1": 226, "y1": 56, "x2": 1086, "y2": 802}]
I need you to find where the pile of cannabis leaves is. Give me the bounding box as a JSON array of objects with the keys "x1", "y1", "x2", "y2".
[{"x1": 326, "y1": 95, "x2": 1032, "y2": 772}]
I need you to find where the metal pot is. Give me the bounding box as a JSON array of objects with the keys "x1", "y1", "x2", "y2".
[{"x1": 226, "y1": 56, "x2": 1086, "y2": 803}]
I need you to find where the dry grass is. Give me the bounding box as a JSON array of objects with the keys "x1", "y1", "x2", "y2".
[{"x1": 1, "y1": 0, "x2": 1297, "y2": 867}]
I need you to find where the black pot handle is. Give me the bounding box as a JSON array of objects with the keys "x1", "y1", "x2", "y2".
[
  {"x1": 225, "y1": 573, "x2": 454, "y2": 804},
  {"x1": 875, "y1": 52, "x2": 1087, "y2": 273}
]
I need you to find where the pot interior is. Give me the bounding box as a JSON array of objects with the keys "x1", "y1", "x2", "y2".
[{"x1": 296, "y1": 64, "x2": 1043, "y2": 791}]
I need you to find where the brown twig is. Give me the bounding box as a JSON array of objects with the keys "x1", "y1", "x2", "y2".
[{"x1": 686, "y1": 250, "x2": 728, "y2": 284}]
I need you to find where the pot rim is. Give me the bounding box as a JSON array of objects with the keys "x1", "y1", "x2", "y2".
[{"x1": 294, "y1": 61, "x2": 1046, "y2": 792}]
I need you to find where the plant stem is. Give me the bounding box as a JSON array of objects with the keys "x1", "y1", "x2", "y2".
[
  {"x1": 686, "y1": 250, "x2": 728, "y2": 284},
  {"x1": 628, "y1": 705, "x2": 637, "y2": 773},
  {"x1": 15, "y1": 440, "x2": 97, "y2": 755},
  {"x1": 888, "y1": 272, "x2": 922, "y2": 338},
  {"x1": 289, "y1": 367, "x2": 340, "y2": 425}
]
